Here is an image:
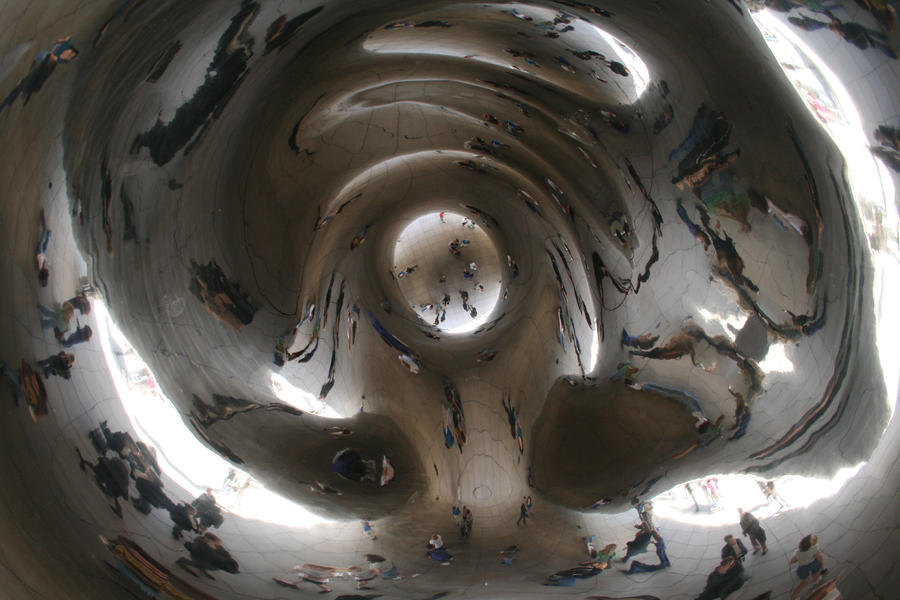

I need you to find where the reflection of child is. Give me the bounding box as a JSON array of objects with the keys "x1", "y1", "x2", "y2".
[{"x1": 362, "y1": 521, "x2": 377, "y2": 540}]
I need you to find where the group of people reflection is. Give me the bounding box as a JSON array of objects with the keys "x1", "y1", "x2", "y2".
[
  {"x1": 75, "y1": 420, "x2": 236, "y2": 578},
  {"x1": 0, "y1": 212, "x2": 96, "y2": 419}
]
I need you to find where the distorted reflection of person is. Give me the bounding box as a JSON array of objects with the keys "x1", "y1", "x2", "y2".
[
  {"x1": 398, "y1": 352, "x2": 421, "y2": 373},
  {"x1": 222, "y1": 467, "x2": 251, "y2": 502},
  {"x1": 99, "y1": 534, "x2": 218, "y2": 599},
  {"x1": 585, "y1": 537, "x2": 617, "y2": 564},
  {"x1": 790, "y1": 534, "x2": 827, "y2": 599},
  {"x1": 806, "y1": 575, "x2": 843, "y2": 600},
  {"x1": 517, "y1": 501, "x2": 529, "y2": 526},
  {"x1": 544, "y1": 559, "x2": 608, "y2": 586},
  {"x1": 361, "y1": 520, "x2": 377, "y2": 540},
  {"x1": 54, "y1": 322, "x2": 92, "y2": 348},
  {"x1": 704, "y1": 477, "x2": 722, "y2": 506},
  {"x1": 634, "y1": 499, "x2": 655, "y2": 531},
  {"x1": 274, "y1": 563, "x2": 337, "y2": 592},
  {"x1": 685, "y1": 482, "x2": 702, "y2": 512},
  {"x1": 0, "y1": 36, "x2": 80, "y2": 116},
  {"x1": 189, "y1": 259, "x2": 256, "y2": 330},
  {"x1": 365, "y1": 553, "x2": 401, "y2": 579},
  {"x1": 427, "y1": 533, "x2": 453, "y2": 562},
  {"x1": 35, "y1": 210, "x2": 51, "y2": 287},
  {"x1": 37, "y1": 294, "x2": 91, "y2": 330},
  {"x1": 169, "y1": 501, "x2": 202, "y2": 540},
  {"x1": 721, "y1": 534, "x2": 747, "y2": 563},
  {"x1": 694, "y1": 556, "x2": 745, "y2": 600},
  {"x1": 92, "y1": 421, "x2": 160, "y2": 478},
  {"x1": 762, "y1": 479, "x2": 789, "y2": 510},
  {"x1": 738, "y1": 508, "x2": 768, "y2": 554},
  {"x1": 331, "y1": 448, "x2": 376, "y2": 483},
  {"x1": 192, "y1": 488, "x2": 224, "y2": 530},
  {"x1": 624, "y1": 531, "x2": 671, "y2": 575},
  {"x1": 621, "y1": 523, "x2": 654, "y2": 562},
  {"x1": 131, "y1": 468, "x2": 170, "y2": 514},
  {"x1": 176, "y1": 532, "x2": 239, "y2": 579},
  {"x1": 76, "y1": 447, "x2": 129, "y2": 517},
  {"x1": 37, "y1": 351, "x2": 75, "y2": 379},
  {"x1": 499, "y1": 545, "x2": 520, "y2": 565},
  {"x1": 621, "y1": 328, "x2": 659, "y2": 350},
  {"x1": 379, "y1": 455, "x2": 395, "y2": 486},
  {"x1": 459, "y1": 506, "x2": 473, "y2": 540},
  {"x1": 325, "y1": 425, "x2": 353, "y2": 438}
]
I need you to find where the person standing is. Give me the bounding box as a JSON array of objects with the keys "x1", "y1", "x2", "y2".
[
  {"x1": 460, "y1": 506, "x2": 473, "y2": 540},
  {"x1": 721, "y1": 534, "x2": 747, "y2": 562},
  {"x1": 790, "y1": 534, "x2": 826, "y2": 599},
  {"x1": 37, "y1": 351, "x2": 74, "y2": 379},
  {"x1": 361, "y1": 520, "x2": 377, "y2": 540},
  {"x1": 764, "y1": 480, "x2": 788, "y2": 510},
  {"x1": 685, "y1": 482, "x2": 701, "y2": 512},
  {"x1": 704, "y1": 478, "x2": 722, "y2": 506},
  {"x1": 738, "y1": 508, "x2": 768, "y2": 554},
  {"x1": 517, "y1": 502, "x2": 529, "y2": 526}
]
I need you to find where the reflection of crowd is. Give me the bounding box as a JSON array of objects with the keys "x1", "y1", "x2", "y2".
[{"x1": 75, "y1": 417, "x2": 240, "y2": 581}]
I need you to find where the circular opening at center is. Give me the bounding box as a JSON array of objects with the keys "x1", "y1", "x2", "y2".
[{"x1": 392, "y1": 211, "x2": 502, "y2": 334}]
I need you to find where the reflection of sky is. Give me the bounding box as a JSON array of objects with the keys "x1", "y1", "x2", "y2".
[
  {"x1": 270, "y1": 372, "x2": 343, "y2": 418},
  {"x1": 651, "y1": 467, "x2": 862, "y2": 527},
  {"x1": 585, "y1": 25, "x2": 650, "y2": 99},
  {"x1": 93, "y1": 301, "x2": 332, "y2": 528}
]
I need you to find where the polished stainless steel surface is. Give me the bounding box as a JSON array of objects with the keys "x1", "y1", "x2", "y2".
[{"x1": 0, "y1": 1, "x2": 898, "y2": 598}]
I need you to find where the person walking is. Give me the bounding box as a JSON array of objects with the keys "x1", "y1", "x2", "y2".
[
  {"x1": 738, "y1": 508, "x2": 768, "y2": 554},
  {"x1": 763, "y1": 480, "x2": 788, "y2": 510},
  {"x1": 790, "y1": 534, "x2": 827, "y2": 599},
  {"x1": 460, "y1": 506, "x2": 473, "y2": 540},
  {"x1": 517, "y1": 501, "x2": 529, "y2": 526}
]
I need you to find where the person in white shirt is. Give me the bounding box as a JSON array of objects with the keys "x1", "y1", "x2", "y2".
[{"x1": 789, "y1": 534, "x2": 826, "y2": 599}]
